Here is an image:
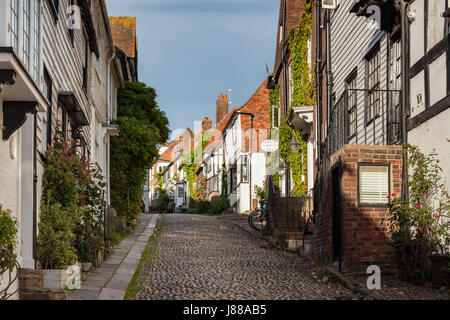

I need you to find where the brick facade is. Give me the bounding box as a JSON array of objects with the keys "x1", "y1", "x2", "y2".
[
  {"x1": 311, "y1": 145, "x2": 403, "y2": 273},
  {"x1": 240, "y1": 80, "x2": 271, "y2": 153}
]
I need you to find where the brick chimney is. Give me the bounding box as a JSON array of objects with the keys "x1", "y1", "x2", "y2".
[
  {"x1": 202, "y1": 117, "x2": 213, "y2": 132},
  {"x1": 216, "y1": 93, "x2": 229, "y2": 126}
]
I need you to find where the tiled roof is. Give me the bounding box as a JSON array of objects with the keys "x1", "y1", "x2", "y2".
[{"x1": 109, "y1": 17, "x2": 137, "y2": 58}]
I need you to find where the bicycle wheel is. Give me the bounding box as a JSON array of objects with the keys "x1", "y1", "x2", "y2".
[
  {"x1": 248, "y1": 210, "x2": 259, "y2": 230},
  {"x1": 250, "y1": 210, "x2": 266, "y2": 231}
]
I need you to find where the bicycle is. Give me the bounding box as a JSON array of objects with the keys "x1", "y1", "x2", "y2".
[{"x1": 248, "y1": 202, "x2": 267, "y2": 231}]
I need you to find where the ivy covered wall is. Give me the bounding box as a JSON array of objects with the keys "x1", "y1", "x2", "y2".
[{"x1": 271, "y1": 0, "x2": 315, "y2": 196}]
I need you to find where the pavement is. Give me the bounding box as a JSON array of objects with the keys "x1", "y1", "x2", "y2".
[
  {"x1": 136, "y1": 214, "x2": 357, "y2": 300},
  {"x1": 66, "y1": 213, "x2": 159, "y2": 300}
]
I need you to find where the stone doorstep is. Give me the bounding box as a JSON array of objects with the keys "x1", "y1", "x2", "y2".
[
  {"x1": 20, "y1": 288, "x2": 66, "y2": 301},
  {"x1": 324, "y1": 266, "x2": 372, "y2": 298}
]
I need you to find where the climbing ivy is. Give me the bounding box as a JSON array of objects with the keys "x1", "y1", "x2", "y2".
[
  {"x1": 278, "y1": 1, "x2": 315, "y2": 196},
  {"x1": 182, "y1": 131, "x2": 211, "y2": 196},
  {"x1": 269, "y1": 85, "x2": 280, "y2": 129}
]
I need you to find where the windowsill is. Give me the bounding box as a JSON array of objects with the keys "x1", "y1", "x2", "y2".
[{"x1": 358, "y1": 203, "x2": 389, "y2": 208}]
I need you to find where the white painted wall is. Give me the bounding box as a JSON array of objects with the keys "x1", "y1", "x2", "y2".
[{"x1": 409, "y1": 108, "x2": 450, "y2": 188}]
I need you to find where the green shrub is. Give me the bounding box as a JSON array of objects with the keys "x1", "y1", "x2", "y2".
[
  {"x1": 189, "y1": 198, "x2": 211, "y2": 214},
  {"x1": 209, "y1": 196, "x2": 230, "y2": 215},
  {"x1": 37, "y1": 197, "x2": 82, "y2": 270},
  {"x1": 107, "y1": 226, "x2": 129, "y2": 247},
  {"x1": 39, "y1": 129, "x2": 106, "y2": 267},
  {"x1": 167, "y1": 202, "x2": 175, "y2": 213},
  {"x1": 157, "y1": 192, "x2": 170, "y2": 213},
  {"x1": 0, "y1": 209, "x2": 19, "y2": 272}
]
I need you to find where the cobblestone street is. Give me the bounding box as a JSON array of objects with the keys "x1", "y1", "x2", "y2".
[{"x1": 137, "y1": 214, "x2": 357, "y2": 300}]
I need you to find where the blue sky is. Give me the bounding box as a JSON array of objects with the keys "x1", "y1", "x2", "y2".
[{"x1": 106, "y1": 0, "x2": 279, "y2": 137}]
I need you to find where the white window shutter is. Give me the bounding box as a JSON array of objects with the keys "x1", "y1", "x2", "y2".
[{"x1": 359, "y1": 166, "x2": 389, "y2": 204}]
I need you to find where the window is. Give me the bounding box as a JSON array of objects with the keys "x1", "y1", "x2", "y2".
[
  {"x1": 389, "y1": 38, "x2": 402, "y2": 144},
  {"x1": 346, "y1": 71, "x2": 357, "y2": 139},
  {"x1": 288, "y1": 61, "x2": 294, "y2": 107},
  {"x1": 178, "y1": 186, "x2": 184, "y2": 198},
  {"x1": 67, "y1": 0, "x2": 74, "y2": 43},
  {"x1": 22, "y1": 0, "x2": 31, "y2": 69},
  {"x1": 241, "y1": 155, "x2": 249, "y2": 183},
  {"x1": 10, "y1": 0, "x2": 19, "y2": 53},
  {"x1": 229, "y1": 165, "x2": 237, "y2": 194},
  {"x1": 273, "y1": 106, "x2": 279, "y2": 128},
  {"x1": 232, "y1": 121, "x2": 237, "y2": 144},
  {"x1": 359, "y1": 165, "x2": 389, "y2": 205},
  {"x1": 43, "y1": 68, "x2": 53, "y2": 148},
  {"x1": 32, "y1": 0, "x2": 40, "y2": 83},
  {"x1": 366, "y1": 46, "x2": 381, "y2": 123},
  {"x1": 82, "y1": 39, "x2": 88, "y2": 91},
  {"x1": 49, "y1": 0, "x2": 59, "y2": 20}
]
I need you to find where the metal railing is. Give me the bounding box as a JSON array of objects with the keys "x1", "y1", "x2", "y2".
[
  {"x1": 266, "y1": 175, "x2": 313, "y2": 234},
  {"x1": 326, "y1": 89, "x2": 402, "y2": 156}
]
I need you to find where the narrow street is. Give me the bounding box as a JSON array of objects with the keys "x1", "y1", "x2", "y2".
[{"x1": 136, "y1": 214, "x2": 356, "y2": 300}]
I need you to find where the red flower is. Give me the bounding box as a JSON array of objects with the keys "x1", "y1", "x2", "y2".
[
  {"x1": 415, "y1": 205, "x2": 421, "y2": 210},
  {"x1": 435, "y1": 215, "x2": 440, "y2": 219}
]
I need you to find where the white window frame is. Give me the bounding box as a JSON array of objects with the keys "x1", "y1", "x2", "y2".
[
  {"x1": 22, "y1": 0, "x2": 31, "y2": 69},
  {"x1": 32, "y1": 0, "x2": 40, "y2": 83},
  {"x1": 358, "y1": 164, "x2": 390, "y2": 206},
  {"x1": 10, "y1": 0, "x2": 19, "y2": 54}
]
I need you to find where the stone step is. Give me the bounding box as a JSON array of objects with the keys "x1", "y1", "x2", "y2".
[{"x1": 19, "y1": 288, "x2": 66, "y2": 300}]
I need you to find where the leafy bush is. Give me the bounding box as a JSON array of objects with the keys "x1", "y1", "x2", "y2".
[
  {"x1": 167, "y1": 202, "x2": 175, "y2": 213},
  {"x1": 106, "y1": 226, "x2": 128, "y2": 248},
  {"x1": 111, "y1": 82, "x2": 169, "y2": 224},
  {"x1": 157, "y1": 192, "x2": 170, "y2": 213},
  {"x1": 37, "y1": 198, "x2": 81, "y2": 270},
  {"x1": 189, "y1": 198, "x2": 211, "y2": 214},
  {"x1": 38, "y1": 130, "x2": 106, "y2": 268},
  {"x1": 209, "y1": 196, "x2": 230, "y2": 215},
  {"x1": 0, "y1": 209, "x2": 19, "y2": 272},
  {"x1": 387, "y1": 145, "x2": 450, "y2": 281}
]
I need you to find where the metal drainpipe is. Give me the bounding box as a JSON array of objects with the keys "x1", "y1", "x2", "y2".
[
  {"x1": 282, "y1": 0, "x2": 290, "y2": 196},
  {"x1": 250, "y1": 115, "x2": 254, "y2": 210},
  {"x1": 400, "y1": 1, "x2": 410, "y2": 203},
  {"x1": 315, "y1": 0, "x2": 322, "y2": 168},
  {"x1": 326, "y1": 9, "x2": 333, "y2": 131},
  {"x1": 32, "y1": 110, "x2": 38, "y2": 267}
]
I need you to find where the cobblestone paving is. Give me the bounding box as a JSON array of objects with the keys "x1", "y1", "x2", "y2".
[{"x1": 137, "y1": 214, "x2": 358, "y2": 300}]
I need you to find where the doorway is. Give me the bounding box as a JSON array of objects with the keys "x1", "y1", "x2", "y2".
[{"x1": 332, "y1": 162, "x2": 343, "y2": 269}]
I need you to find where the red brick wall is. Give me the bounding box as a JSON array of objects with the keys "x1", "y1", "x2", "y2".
[
  {"x1": 240, "y1": 80, "x2": 271, "y2": 153},
  {"x1": 312, "y1": 145, "x2": 402, "y2": 273}
]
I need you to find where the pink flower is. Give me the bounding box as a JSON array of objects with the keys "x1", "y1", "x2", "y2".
[
  {"x1": 435, "y1": 215, "x2": 440, "y2": 219},
  {"x1": 416, "y1": 205, "x2": 421, "y2": 210}
]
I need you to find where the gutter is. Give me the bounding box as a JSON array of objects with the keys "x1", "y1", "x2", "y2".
[{"x1": 400, "y1": 0, "x2": 410, "y2": 203}]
